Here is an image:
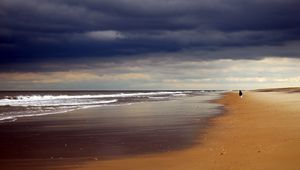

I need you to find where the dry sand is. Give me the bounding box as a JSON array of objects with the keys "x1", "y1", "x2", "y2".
[{"x1": 74, "y1": 90, "x2": 300, "y2": 170}]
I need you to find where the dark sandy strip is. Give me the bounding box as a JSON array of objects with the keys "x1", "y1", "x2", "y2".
[{"x1": 0, "y1": 95, "x2": 221, "y2": 170}]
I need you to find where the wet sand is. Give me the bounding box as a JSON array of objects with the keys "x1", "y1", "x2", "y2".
[
  {"x1": 72, "y1": 89, "x2": 300, "y2": 170},
  {"x1": 0, "y1": 95, "x2": 221, "y2": 170},
  {"x1": 1, "y1": 89, "x2": 300, "y2": 170}
]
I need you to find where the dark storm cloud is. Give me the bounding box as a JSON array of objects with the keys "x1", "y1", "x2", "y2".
[{"x1": 1, "y1": 0, "x2": 300, "y2": 67}]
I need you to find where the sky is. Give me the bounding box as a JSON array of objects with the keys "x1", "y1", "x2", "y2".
[{"x1": 0, "y1": 0, "x2": 300, "y2": 90}]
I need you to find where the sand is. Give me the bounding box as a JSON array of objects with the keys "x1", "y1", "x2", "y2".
[
  {"x1": 73, "y1": 90, "x2": 300, "y2": 170},
  {"x1": 1, "y1": 89, "x2": 300, "y2": 170},
  {"x1": 0, "y1": 95, "x2": 220, "y2": 170}
]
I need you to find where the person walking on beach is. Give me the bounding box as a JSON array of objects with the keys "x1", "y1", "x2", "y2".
[{"x1": 239, "y1": 90, "x2": 243, "y2": 98}]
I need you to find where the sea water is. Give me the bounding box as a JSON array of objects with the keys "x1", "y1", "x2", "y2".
[{"x1": 0, "y1": 90, "x2": 224, "y2": 122}]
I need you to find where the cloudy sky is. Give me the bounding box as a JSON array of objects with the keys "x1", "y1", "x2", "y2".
[{"x1": 0, "y1": 0, "x2": 300, "y2": 90}]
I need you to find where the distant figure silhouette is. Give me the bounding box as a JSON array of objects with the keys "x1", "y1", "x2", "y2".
[{"x1": 239, "y1": 90, "x2": 243, "y2": 98}]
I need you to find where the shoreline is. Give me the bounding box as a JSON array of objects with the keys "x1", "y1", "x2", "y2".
[
  {"x1": 0, "y1": 94, "x2": 222, "y2": 169},
  {"x1": 1, "y1": 89, "x2": 300, "y2": 169},
  {"x1": 72, "y1": 89, "x2": 300, "y2": 170}
]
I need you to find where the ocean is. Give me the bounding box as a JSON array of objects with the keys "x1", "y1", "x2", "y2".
[
  {"x1": 0, "y1": 90, "x2": 223, "y2": 122},
  {"x1": 0, "y1": 90, "x2": 225, "y2": 162}
]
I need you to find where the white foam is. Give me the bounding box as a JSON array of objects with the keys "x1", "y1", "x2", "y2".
[
  {"x1": 0, "y1": 116, "x2": 15, "y2": 121},
  {"x1": 0, "y1": 102, "x2": 133, "y2": 123},
  {"x1": 0, "y1": 91, "x2": 191, "y2": 122},
  {"x1": 0, "y1": 109, "x2": 75, "y2": 122},
  {"x1": 0, "y1": 92, "x2": 185, "y2": 107},
  {"x1": 148, "y1": 96, "x2": 169, "y2": 99},
  {"x1": 4, "y1": 91, "x2": 183, "y2": 101},
  {"x1": 172, "y1": 93, "x2": 187, "y2": 96},
  {"x1": 0, "y1": 99, "x2": 118, "y2": 107}
]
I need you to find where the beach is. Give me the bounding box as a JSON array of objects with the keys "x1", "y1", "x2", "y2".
[
  {"x1": 2, "y1": 1, "x2": 299, "y2": 169},
  {"x1": 1, "y1": 89, "x2": 300, "y2": 170},
  {"x1": 74, "y1": 89, "x2": 300, "y2": 170},
  {"x1": 0, "y1": 91, "x2": 221, "y2": 169}
]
